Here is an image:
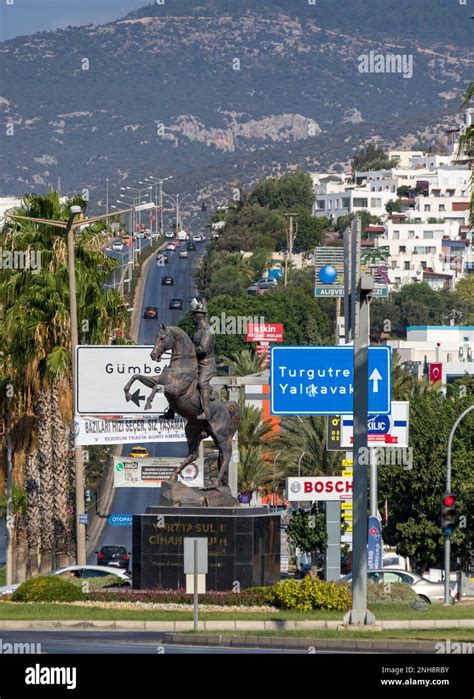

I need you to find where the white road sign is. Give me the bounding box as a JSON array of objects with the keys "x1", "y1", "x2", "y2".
[
  {"x1": 114, "y1": 456, "x2": 203, "y2": 488},
  {"x1": 340, "y1": 401, "x2": 409, "y2": 448},
  {"x1": 74, "y1": 415, "x2": 186, "y2": 446},
  {"x1": 75, "y1": 345, "x2": 170, "y2": 415},
  {"x1": 287, "y1": 477, "x2": 353, "y2": 501}
]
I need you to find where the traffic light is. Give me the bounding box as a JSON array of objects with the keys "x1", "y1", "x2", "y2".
[{"x1": 441, "y1": 493, "x2": 457, "y2": 536}]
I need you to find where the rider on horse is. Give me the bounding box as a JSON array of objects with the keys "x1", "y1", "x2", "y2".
[{"x1": 191, "y1": 297, "x2": 216, "y2": 420}]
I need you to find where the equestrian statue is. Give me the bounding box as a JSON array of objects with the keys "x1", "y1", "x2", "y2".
[{"x1": 123, "y1": 298, "x2": 239, "y2": 489}]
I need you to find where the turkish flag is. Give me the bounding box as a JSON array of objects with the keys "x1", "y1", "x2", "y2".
[{"x1": 429, "y1": 363, "x2": 442, "y2": 383}]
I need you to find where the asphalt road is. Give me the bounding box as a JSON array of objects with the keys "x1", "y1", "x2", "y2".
[
  {"x1": 88, "y1": 238, "x2": 207, "y2": 564},
  {"x1": 0, "y1": 631, "x2": 307, "y2": 654}
]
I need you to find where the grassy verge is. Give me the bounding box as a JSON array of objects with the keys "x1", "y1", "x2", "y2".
[
  {"x1": 124, "y1": 238, "x2": 163, "y2": 310},
  {"x1": 0, "y1": 602, "x2": 473, "y2": 622}
]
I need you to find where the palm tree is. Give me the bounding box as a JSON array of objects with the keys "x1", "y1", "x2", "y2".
[
  {"x1": 0, "y1": 191, "x2": 128, "y2": 576},
  {"x1": 278, "y1": 416, "x2": 341, "y2": 480},
  {"x1": 220, "y1": 349, "x2": 266, "y2": 376},
  {"x1": 237, "y1": 402, "x2": 279, "y2": 496},
  {"x1": 457, "y1": 83, "x2": 474, "y2": 225}
]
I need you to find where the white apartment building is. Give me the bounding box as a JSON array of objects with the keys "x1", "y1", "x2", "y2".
[
  {"x1": 388, "y1": 326, "x2": 474, "y2": 385},
  {"x1": 374, "y1": 220, "x2": 471, "y2": 290},
  {"x1": 388, "y1": 150, "x2": 424, "y2": 168},
  {"x1": 312, "y1": 178, "x2": 394, "y2": 219}
]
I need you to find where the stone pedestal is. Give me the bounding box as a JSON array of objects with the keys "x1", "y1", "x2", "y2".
[
  {"x1": 132, "y1": 507, "x2": 281, "y2": 591},
  {"x1": 160, "y1": 481, "x2": 239, "y2": 508}
]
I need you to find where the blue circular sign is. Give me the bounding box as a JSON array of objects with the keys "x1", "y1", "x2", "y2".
[
  {"x1": 318, "y1": 265, "x2": 338, "y2": 284},
  {"x1": 367, "y1": 415, "x2": 390, "y2": 434}
]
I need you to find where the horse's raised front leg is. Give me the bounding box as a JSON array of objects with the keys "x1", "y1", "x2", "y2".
[{"x1": 124, "y1": 374, "x2": 163, "y2": 407}]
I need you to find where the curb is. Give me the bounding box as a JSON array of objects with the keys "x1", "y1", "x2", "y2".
[
  {"x1": 129, "y1": 239, "x2": 165, "y2": 341},
  {"x1": 161, "y1": 633, "x2": 440, "y2": 653},
  {"x1": 1, "y1": 619, "x2": 473, "y2": 633}
]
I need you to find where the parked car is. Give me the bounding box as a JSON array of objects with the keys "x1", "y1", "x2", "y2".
[
  {"x1": 247, "y1": 284, "x2": 260, "y2": 296},
  {"x1": 169, "y1": 298, "x2": 183, "y2": 310},
  {"x1": 257, "y1": 278, "x2": 278, "y2": 290},
  {"x1": 96, "y1": 545, "x2": 131, "y2": 571},
  {"x1": 143, "y1": 306, "x2": 158, "y2": 319},
  {"x1": 338, "y1": 569, "x2": 456, "y2": 604},
  {"x1": 161, "y1": 275, "x2": 174, "y2": 286},
  {"x1": 112, "y1": 240, "x2": 124, "y2": 252},
  {"x1": 128, "y1": 445, "x2": 150, "y2": 458},
  {"x1": 179, "y1": 250, "x2": 189, "y2": 259},
  {"x1": 0, "y1": 566, "x2": 132, "y2": 597}
]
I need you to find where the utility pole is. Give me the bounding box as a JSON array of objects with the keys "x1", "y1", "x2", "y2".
[
  {"x1": 283, "y1": 213, "x2": 298, "y2": 288},
  {"x1": 66, "y1": 206, "x2": 87, "y2": 566},
  {"x1": 344, "y1": 217, "x2": 376, "y2": 625},
  {"x1": 5, "y1": 430, "x2": 13, "y2": 585},
  {"x1": 444, "y1": 405, "x2": 474, "y2": 604}
]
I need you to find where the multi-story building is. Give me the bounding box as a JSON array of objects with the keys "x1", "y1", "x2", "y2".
[
  {"x1": 374, "y1": 220, "x2": 471, "y2": 290},
  {"x1": 388, "y1": 326, "x2": 474, "y2": 386}
]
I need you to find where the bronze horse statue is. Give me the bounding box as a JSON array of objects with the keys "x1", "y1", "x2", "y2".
[{"x1": 123, "y1": 325, "x2": 239, "y2": 488}]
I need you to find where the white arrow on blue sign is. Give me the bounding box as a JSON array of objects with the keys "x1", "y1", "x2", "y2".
[
  {"x1": 271, "y1": 346, "x2": 391, "y2": 415},
  {"x1": 107, "y1": 514, "x2": 133, "y2": 527}
]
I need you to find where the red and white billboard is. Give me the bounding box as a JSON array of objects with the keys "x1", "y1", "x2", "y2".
[
  {"x1": 286, "y1": 477, "x2": 353, "y2": 501},
  {"x1": 246, "y1": 323, "x2": 284, "y2": 343}
]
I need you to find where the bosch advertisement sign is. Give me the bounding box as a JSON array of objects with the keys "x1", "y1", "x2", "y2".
[{"x1": 286, "y1": 477, "x2": 353, "y2": 501}]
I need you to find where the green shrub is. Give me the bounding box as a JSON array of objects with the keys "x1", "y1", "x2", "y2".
[
  {"x1": 70, "y1": 575, "x2": 129, "y2": 591},
  {"x1": 270, "y1": 578, "x2": 351, "y2": 613},
  {"x1": 11, "y1": 576, "x2": 86, "y2": 603},
  {"x1": 367, "y1": 582, "x2": 418, "y2": 606}
]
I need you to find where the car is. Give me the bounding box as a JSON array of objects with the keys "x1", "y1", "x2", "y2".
[
  {"x1": 128, "y1": 445, "x2": 150, "y2": 458},
  {"x1": 164, "y1": 231, "x2": 174, "y2": 239},
  {"x1": 247, "y1": 284, "x2": 260, "y2": 296},
  {"x1": 169, "y1": 298, "x2": 183, "y2": 310},
  {"x1": 0, "y1": 566, "x2": 132, "y2": 597},
  {"x1": 143, "y1": 306, "x2": 158, "y2": 319},
  {"x1": 161, "y1": 275, "x2": 174, "y2": 286},
  {"x1": 166, "y1": 243, "x2": 176, "y2": 252},
  {"x1": 122, "y1": 235, "x2": 131, "y2": 246},
  {"x1": 338, "y1": 568, "x2": 456, "y2": 604},
  {"x1": 96, "y1": 545, "x2": 131, "y2": 571},
  {"x1": 156, "y1": 251, "x2": 169, "y2": 264},
  {"x1": 192, "y1": 234, "x2": 202, "y2": 242},
  {"x1": 173, "y1": 239, "x2": 181, "y2": 248},
  {"x1": 186, "y1": 241, "x2": 196, "y2": 251},
  {"x1": 257, "y1": 278, "x2": 278, "y2": 290},
  {"x1": 112, "y1": 240, "x2": 124, "y2": 252},
  {"x1": 179, "y1": 250, "x2": 189, "y2": 259},
  {"x1": 138, "y1": 230, "x2": 146, "y2": 239}
]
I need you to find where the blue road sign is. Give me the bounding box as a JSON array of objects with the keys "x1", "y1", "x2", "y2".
[
  {"x1": 79, "y1": 514, "x2": 88, "y2": 525},
  {"x1": 270, "y1": 346, "x2": 391, "y2": 415},
  {"x1": 368, "y1": 515, "x2": 383, "y2": 570},
  {"x1": 107, "y1": 514, "x2": 133, "y2": 527}
]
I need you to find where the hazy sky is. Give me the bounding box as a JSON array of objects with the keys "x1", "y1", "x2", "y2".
[{"x1": 0, "y1": 0, "x2": 146, "y2": 41}]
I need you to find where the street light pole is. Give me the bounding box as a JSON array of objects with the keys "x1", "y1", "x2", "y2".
[
  {"x1": 283, "y1": 213, "x2": 298, "y2": 288},
  {"x1": 66, "y1": 206, "x2": 87, "y2": 566},
  {"x1": 444, "y1": 404, "x2": 474, "y2": 605}
]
